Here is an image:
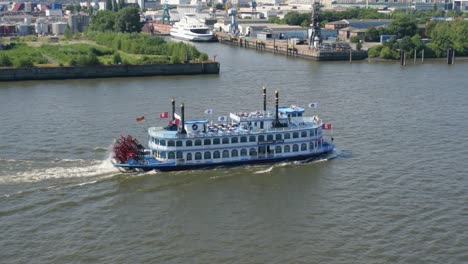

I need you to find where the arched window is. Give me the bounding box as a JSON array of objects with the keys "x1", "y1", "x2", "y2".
[
  {"x1": 301, "y1": 143, "x2": 307, "y2": 151},
  {"x1": 204, "y1": 151, "x2": 211, "y2": 159},
  {"x1": 195, "y1": 139, "x2": 202, "y2": 146},
  {"x1": 223, "y1": 150, "x2": 229, "y2": 158},
  {"x1": 275, "y1": 134, "x2": 282, "y2": 140},
  {"x1": 309, "y1": 142, "x2": 315, "y2": 150},
  {"x1": 258, "y1": 135, "x2": 265, "y2": 142},
  {"x1": 213, "y1": 138, "x2": 220, "y2": 145},
  {"x1": 168, "y1": 140, "x2": 175, "y2": 147},
  {"x1": 176, "y1": 140, "x2": 183, "y2": 147},
  {"x1": 195, "y1": 152, "x2": 202, "y2": 160},
  {"x1": 249, "y1": 135, "x2": 256, "y2": 142},
  {"x1": 186, "y1": 140, "x2": 192, "y2": 147},
  {"x1": 301, "y1": 131, "x2": 307, "y2": 137},
  {"x1": 310, "y1": 129, "x2": 315, "y2": 136},
  {"x1": 186, "y1": 153, "x2": 192, "y2": 160},
  {"x1": 231, "y1": 137, "x2": 238, "y2": 144},
  {"x1": 176, "y1": 151, "x2": 183, "y2": 159},
  {"x1": 240, "y1": 149, "x2": 248, "y2": 156},
  {"x1": 160, "y1": 152, "x2": 166, "y2": 158},
  {"x1": 284, "y1": 145, "x2": 290, "y2": 153},
  {"x1": 275, "y1": 146, "x2": 282, "y2": 153},
  {"x1": 213, "y1": 151, "x2": 221, "y2": 159},
  {"x1": 160, "y1": 139, "x2": 166, "y2": 146},
  {"x1": 204, "y1": 139, "x2": 211, "y2": 145},
  {"x1": 293, "y1": 132, "x2": 299, "y2": 138},
  {"x1": 293, "y1": 144, "x2": 299, "y2": 152},
  {"x1": 232, "y1": 149, "x2": 239, "y2": 157},
  {"x1": 222, "y1": 138, "x2": 229, "y2": 144},
  {"x1": 240, "y1": 136, "x2": 247, "y2": 143},
  {"x1": 168, "y1": 152, "x2": 175, "y2": 159},
  {"x1": 267, "y1": 134, "x2": 274, "y2": 141},
  {"x1": 155, "y1": 138, "x2": 159, "y2": 144},
  {"x1": 249, "y1": 148, "x2": 257, "y2": 156},
  {"x1": 284, "y1": 133, "x2": 291, "y2": 140}
]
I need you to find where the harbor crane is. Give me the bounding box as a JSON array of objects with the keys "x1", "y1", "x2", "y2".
[
  {"x1": 225, "y1": 0, "x2": 238, "y2": 35},
  {"x1": 309, "y1": 0, "x2": 322, "y2": 49}
]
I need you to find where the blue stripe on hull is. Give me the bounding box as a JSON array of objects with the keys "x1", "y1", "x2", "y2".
[{"x1": 115, "y1": 147, "x2": 334, "y2": 172}]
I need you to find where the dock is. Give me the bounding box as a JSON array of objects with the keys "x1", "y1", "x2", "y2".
[{"x1": 215, "y1": 32, "x2": 367, "y2": 61}]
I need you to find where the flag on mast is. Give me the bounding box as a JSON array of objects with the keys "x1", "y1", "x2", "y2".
[
  {"x1": 204, "y1": 109, "x2": 213, "y2": 115},
  {"x1": 218, "y1": 116, "x2": 227, "y2": 122},
  {"x1": 169, "y1": 119, "x2": 180, "y2": 125},
  {"x1": 322, "y1": 123, "x2": 332, "y2": 130},
  {"x1": 308, "y1": 103, "x2": 318, "y2": 108},
  {"x1": 136, "y1": 116, "x2": 145, "y2": 123},
  {"x1": 159, "y1": 112, "x2": 169, "y2": 118}
]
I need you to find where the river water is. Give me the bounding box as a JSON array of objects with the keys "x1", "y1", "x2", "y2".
[{"x1": 1, "y1": 42, "x2": 467, "y2": 263}]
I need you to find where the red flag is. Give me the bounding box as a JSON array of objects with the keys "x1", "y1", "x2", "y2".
[
  {"x1": 160, "y1": 112, "x2": 169, "y2": 118},
  {"x1": 322, "y1": 123, "x2": 332, "y2": 130},
  {"x1": 169, "y1": 119, "x2": 180, "y2": 125},
  {"x1": 136, "y1": 116, "x2": 145, "y2": 123}
]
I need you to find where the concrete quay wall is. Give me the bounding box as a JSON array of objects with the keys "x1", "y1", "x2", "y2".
[{"x1": 0, "y1": 62, "x2": 220, "y2": 81}]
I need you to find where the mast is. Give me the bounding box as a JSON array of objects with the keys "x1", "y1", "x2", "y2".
[
  {"x1": 275, "y1": 90, "x2": 279, "y2": 125},
  {"x1": 261, "y1": 85, "x2": 266, "y2": 129}
]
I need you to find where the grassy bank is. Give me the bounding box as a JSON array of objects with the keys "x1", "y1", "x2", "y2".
[{"x1": 0, "y1": 32, "x2": 209, "y2": 68}]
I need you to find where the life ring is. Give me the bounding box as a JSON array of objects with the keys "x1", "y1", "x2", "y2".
[{"x1": 192, "y1": 124, "x2": 198, "y2": 130}]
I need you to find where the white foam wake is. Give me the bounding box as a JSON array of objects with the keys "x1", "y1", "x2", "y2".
[
  {"x1": 0, "y1": 156, "x2": 119, "y2": 184},
  {"x1": 254, "y1": 166, "x2": 274, "y2": 174}
]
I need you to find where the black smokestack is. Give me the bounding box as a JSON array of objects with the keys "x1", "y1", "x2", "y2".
[
  {"x1": 171, "y1": 98, "x2": 175, "y2": 121},
  {"x1": 181, "y1": 103, "x2": 187, "y2": 134}
]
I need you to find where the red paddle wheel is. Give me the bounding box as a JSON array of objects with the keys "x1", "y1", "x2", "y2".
[{"x1": 113, "y1": 135, "x2": 144, "y2": 164}]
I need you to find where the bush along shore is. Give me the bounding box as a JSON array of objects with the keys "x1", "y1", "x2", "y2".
[{"x1": 0, "y1": 32, "x2": 219, "y2": 80}]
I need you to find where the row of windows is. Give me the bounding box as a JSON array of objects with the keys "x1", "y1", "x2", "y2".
[
  {"x1": 156, "y1": 142, "x2": 320, "y2": 160},
  {"x1": 152, "y1": 129, "x2": 322, "y2": 147}
]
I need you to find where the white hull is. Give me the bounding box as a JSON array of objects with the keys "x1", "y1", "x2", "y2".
[{"x1": 170, "y1": 28, "x2": 214, "y2": 42}]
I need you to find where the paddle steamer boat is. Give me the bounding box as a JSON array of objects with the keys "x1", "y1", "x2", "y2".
[{"x1": 112, "y1": 88, "x2": 334, "y2": 172}]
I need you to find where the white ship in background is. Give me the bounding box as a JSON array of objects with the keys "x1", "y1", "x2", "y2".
[{"x1": 170, "y1": 14, "x2": 215, "y2": 42}]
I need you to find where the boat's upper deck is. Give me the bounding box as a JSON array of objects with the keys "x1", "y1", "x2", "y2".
[{"x1": 148, "y1": 112, "x2": 322, "y2": 139}]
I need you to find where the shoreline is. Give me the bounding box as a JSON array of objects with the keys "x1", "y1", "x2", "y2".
[{"x1": 0, "y1": 62, "x2": 220, "y2": 82}]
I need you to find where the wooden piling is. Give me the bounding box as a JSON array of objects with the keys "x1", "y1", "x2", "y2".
[{"x1": 447, "y1": 48, "x2": 453, "y2": 64}]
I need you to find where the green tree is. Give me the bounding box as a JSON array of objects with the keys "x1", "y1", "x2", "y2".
[
  {"x1": 411, "y1": 34, "x2": 424, "y2": 53},
  {"x1": 368, "y1": 45, "x2": 383, "y2": 58},
  {"x1": 387, "y1": 15, "x2": 417, "y2": 39},
  {"x1": 198, "y1": 53, "x2": 208, "y2": 61},
  {"x1": 89, "y1": 10, "x2": 116, "y2": 31},
  {"x1": 283, "y1": 12, "x2": 309, "y2": 26},
  {"x1": 380, "y1": 46, "x2": 398, "y2": 59},
  {"x1": 114, "y1": 6, "x2": 142, "y2": 33},
  {"x1": 365, "y1": 26, "x2": 380, "y2": 42},
  {"x1": 398, "y1": 36, "x2": 414, "y2": 53}
]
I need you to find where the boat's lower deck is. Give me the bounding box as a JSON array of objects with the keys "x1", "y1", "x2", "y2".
[{"x1": 113, "y1": 143, "x2": 334, "y2": 172}]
